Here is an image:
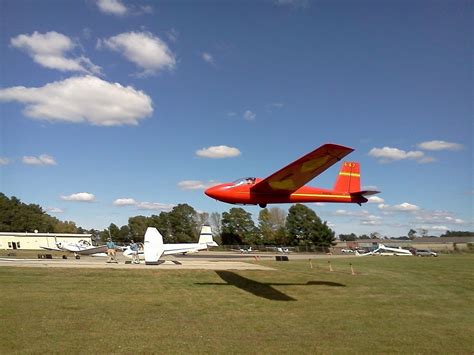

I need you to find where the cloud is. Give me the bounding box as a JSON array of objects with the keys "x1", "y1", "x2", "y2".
[
  {"x1": 136, "y1": 202, "x2": 175, "y2": 211},
  {"x1": 201, "y1": 52, "x2": 215, "y2": 65},
  {"x1": 367, "y1": 196, "x2": 384, "y2": 203},
  {"x1": 368, "y1": 147, "x2": 432, "y2": 163},
  {"x1": 96, "y1": 0, "x2": 128, "y2": 16},
  {"x1": 378, "y1": 202, "x2": 420, "y2": 212},
  {"x1": 360, "y1": 215, "x2": 383, "y2": 225},
  {"x1": 275, "y1": 0, "x2": 309, "y2": 8},
  {"x1": 100, "y1": 31, "x2": 176, "y2": 76},
  {"x1": 22, "y1": 154, "x2": 57, "y2": 166},
  {"x1": 417, "y1": 140, "x2": 463, "y2": 151},
  {"x1": 0, "y1": 158, "x2": 11, "y2": 165},
  {"x1": 166, "y1": 28, "x2": 179, "y2": 43},
  {"x1": 113, "y1": 198, "x2": 174, "y2": 211},
  {"x1": 431, "y1": 225, "x2": 448, "y2": 231},
  {"x1": 333, "y1": 209, "x2": 370, "y2": 217},
  {"x1": 0, "y1": 76, "x2": 153, "y2": 126},
  {"x1": 46, "y1": 207, "x2": 64, "y2": 213},
  {"x1": 196, "y1": 145, "x2": 241, "y2": 159},
  {"x1": 113, "y1": 198, "x2": 137, "y2": 206},
  {"x1": 265, "y1": 102, "x2": 284, "y2": 113},
  {"x1": 243, "y1": 110, "x2": 256, "y2": 121},
  {"x1": 415, "y1": 210, "x2": 466, "y2": 225},
  {"x1": 178, "y1": 180, "x2": 220, "y2": 190},
  {"x1": 11, "y1": 31, "x2": 101, "y2": 74},
  {"x1": 61, "y1": 192, "x2": 96, "y2": 202}
]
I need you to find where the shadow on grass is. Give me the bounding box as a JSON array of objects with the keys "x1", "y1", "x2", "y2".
[{"x1": 196, "y1": 271, "x2": 345, "y2": 301}]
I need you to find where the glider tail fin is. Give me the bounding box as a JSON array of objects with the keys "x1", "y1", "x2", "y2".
[
  {"x1": 333, "y1": 161, "x2": 361, "y2": 193},
  {"x1": 144, "y1": 227, "x2": 164, "y2": 265},
  {"x1": 198, "y1": 225, "x2": 218, "y2": 247}
]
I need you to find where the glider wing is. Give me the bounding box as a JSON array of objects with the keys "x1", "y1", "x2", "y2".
[{"x1": 251, "y1": 143, "x2": 354, "y2": 194}]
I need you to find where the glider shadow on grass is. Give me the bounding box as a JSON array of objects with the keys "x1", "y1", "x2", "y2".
[{"x1": 196, "y1": 271, "x2": 345, "y2": 301}]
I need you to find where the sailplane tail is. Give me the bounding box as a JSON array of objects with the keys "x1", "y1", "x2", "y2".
[
  {"x1": 333, "y1": 162, "x2": 361, "y2": 193},
  {"x1": 198, "y1": 225, "x2": 218, "y2": 247},
  {"x1": 144, "y1": 227, "x2": 164, "y2": 265}
]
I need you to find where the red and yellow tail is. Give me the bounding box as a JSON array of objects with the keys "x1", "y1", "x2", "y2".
[{"x1": 333, "y1": 162, "x2": 360, "y2": 193}]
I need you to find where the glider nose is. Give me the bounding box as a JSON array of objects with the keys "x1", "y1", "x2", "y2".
[{"x1": 205, "y1": 185, "x2": 220, "y2": 199}]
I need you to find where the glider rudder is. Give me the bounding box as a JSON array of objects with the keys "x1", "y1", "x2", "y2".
[
  {"x1": 144, "y1": 227, "x2": 165, "y2": 265},
  {"x1": 333, "y1": 161, "x2": 361, "y2": 193}
]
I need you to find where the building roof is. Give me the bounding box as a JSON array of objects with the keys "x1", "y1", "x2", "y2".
[{"x1": 0, "y1": 232, "x2": 92, "y2": 238}]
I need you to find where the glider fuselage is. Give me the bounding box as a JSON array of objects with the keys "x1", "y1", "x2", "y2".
[{"x1": 205, "y1": 179, "x2": 367, "y2": 206}]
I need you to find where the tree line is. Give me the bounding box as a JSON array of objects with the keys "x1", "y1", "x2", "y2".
[
  {"x1": 1, "y1": 193, "x2": 471, "y2": 246},
  {"x1": 0, "y1": 193, "x2": 335, "y2": 249}
]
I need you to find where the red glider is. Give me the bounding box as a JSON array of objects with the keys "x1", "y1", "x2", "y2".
[{"x1": 204, "y1": 143, "x2": 379, "y2": 208}]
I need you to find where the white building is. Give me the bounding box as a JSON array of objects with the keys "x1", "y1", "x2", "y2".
[{"x1": 0, "y1": 232, "x2": 93, "y2": 251}]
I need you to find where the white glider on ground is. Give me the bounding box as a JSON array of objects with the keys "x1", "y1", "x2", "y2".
[
  {"x1": 41, "y1": 240, "x2": 107, "y2": 258},
  {"x1": 355, "y1": 244, "x2": 412, "y2": 256},
  {"x1": 132, "y1": 225, "x2": 218, "y2": 265}
]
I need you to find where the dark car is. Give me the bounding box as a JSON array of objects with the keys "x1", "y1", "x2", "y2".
[{"x1": 415, "y1": 249, "x2": 438, "y2": 257}]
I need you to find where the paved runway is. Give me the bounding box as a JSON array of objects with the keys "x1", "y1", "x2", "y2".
[{"x1": 0, "y1": 251, "x2": 354, "y2": 270}]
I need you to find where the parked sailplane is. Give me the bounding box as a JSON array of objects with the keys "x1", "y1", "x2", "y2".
[
  {"x1": 126, "y1": 225, "x2": 218, "y2": 264},
  {"x1": 205, "y1": 143, "x2": 379, "y2": 207},
  {"x1": 356, "y1": 244, "x2": 413, "y2": 256},
  {"x1": 41, "y1": 239, "x2": 107, "y2": 258}
]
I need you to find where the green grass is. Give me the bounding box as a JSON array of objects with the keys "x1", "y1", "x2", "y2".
[{"x1": 0, "y1": 255, "x2": 473, "y2": 354}]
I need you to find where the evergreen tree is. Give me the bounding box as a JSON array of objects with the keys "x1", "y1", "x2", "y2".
[
  {"x1": 286, "y1": 204, "x2": 335, "y2": 250},
  {"x1": 221, "y1": 208, "x2": 258, "y2": 245}
]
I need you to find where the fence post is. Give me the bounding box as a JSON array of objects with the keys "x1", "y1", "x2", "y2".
[{"x1": 350, "y1": 263, "x2": 355, "y2": 275}]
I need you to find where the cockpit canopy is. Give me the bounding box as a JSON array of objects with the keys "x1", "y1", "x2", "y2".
[{"x1": 232, "y1": 177, "x2": 257, "y2": 186}]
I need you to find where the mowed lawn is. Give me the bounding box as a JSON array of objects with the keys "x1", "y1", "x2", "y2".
[{"x1": 0, "y1": 255, "x2": 473, "y2": 354}]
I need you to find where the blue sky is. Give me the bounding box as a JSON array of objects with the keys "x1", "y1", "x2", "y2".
[{"x1": 0, "y1": 0, "x2": 472, "y2": 237}]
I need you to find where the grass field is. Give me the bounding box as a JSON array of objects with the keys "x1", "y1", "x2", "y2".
[{"x1": 1, "y1": 255, "x2": 473, "y2": 354}]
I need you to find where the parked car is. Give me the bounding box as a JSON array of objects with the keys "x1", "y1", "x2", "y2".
[
  {"x1": 415, "y1": 249, "x2": 438, "y2": 257},
  {"x1": 341, "y1": 248, "x2": 355, "y2": 253}
]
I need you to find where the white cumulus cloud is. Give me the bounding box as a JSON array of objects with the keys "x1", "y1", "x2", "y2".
[
  {"x1": 417, "y1": 140, "x2": 463, "y2": 151},
  {"x1": 96, "y1": 0, "x2": 128, "y2": 16},
  {"x1": 0, "y1": 76, "x2": 153, "y2": 126},
  {"x1": 0, "y1": 158, "x2": 11, "y2": 165},
  {"x1": 243, "y1": 110, "x2": 256, "y2": 121},
  {"x1": 368, "y1": 146, "x2": 431, "y2": 163},
  {"x1": 136, "y1": 202, "x2": 175, "y2": 211},
  {"x1": 378, "y1": 202, "x2": 420, "y2": 212},
  {"x1": 196, "y1": 145, "x2": 241, "y2": 159},
  {"x1": 178, "y1": 180, "x2": 220, "y2": 190},
  {"x1": 61, "y1": 192, "x2": 96, "y2": 202},
  {"x1": 201, "y1": 52, "x2": 215, "y2": 65},
  {"x1": 22, "y1": 154, "x2": 57, "y2": 166},
  {"x1": 367, "y1": 196, "x2": 385, "y2": 204},
  {"x1": 113, "y1": 198, "x2": 137, "y2": 206},
  {"x1": 11, "y1": 31, "x2": 101, "y2": 74},
  {"x1": 100, "y1": 31, "x2": 176, "y2": 76},
  {"x1": 46, "y1": 207, "x2": 64, "y2": 213}
]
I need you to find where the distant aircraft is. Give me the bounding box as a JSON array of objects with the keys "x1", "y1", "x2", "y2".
[
  {"x1": 205, "y1": 143, "x2": 379, "y2": 208},
  {"x1": 239, "y1": 246, "x2": 252, "y2": 253},
  {"x1": 356, "y1": 244, "x2": 412, "y2": 256},
  {"x1": 143, "y1": 225, "x2": 218, "y2": 265},
  {"x1": 41, "y1": 239, "x2": 107, "y2": 258}
]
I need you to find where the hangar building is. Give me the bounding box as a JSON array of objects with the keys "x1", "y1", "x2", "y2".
[{"x1": 0, "y1": 232, "x2": 93, "y2": 251}]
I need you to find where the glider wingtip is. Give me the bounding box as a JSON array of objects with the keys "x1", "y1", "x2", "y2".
[{"x1": 323, "y1": 143, "x2": 354, "y2": 151}]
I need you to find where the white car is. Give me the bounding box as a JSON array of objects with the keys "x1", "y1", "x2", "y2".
[
  {"x1": 415, "y1": 249, "x2": 438, "y2": 257},
  {"x1": 341, "y1": 248, "x2": 355, "y2": 253}
]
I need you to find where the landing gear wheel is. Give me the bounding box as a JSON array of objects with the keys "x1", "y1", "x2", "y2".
[{"x1": 259, "y1": 203, "x2": 267, "y2": 208}]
